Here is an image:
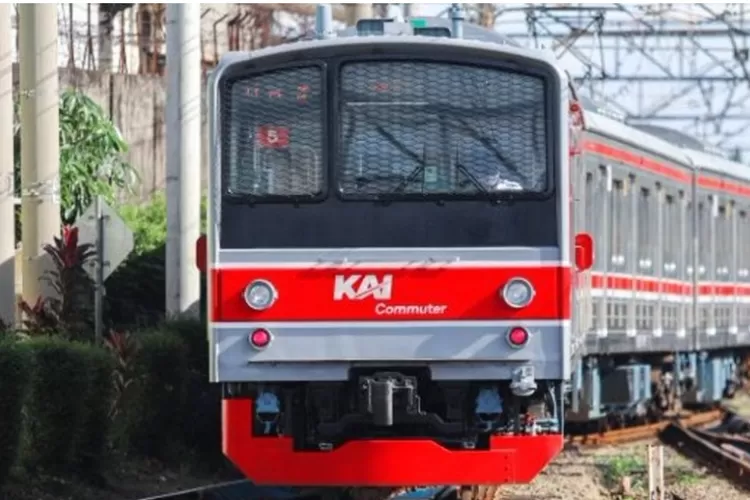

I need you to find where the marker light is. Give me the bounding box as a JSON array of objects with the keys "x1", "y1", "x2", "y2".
[
  {"x1": 501, "y1": 278, "x2": 535, "y2": 309},
  {"x1": 244, "y1": 280, "x2": 278, "y2": 311},
  {"x1": 507, "y1": 327, "x2": 529, "y2": 348},
  {"x1": 249, "y1": 329, "x2": 272, "y2": 350}
]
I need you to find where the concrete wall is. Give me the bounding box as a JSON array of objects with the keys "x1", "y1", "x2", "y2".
[{"x1": 13, "y1": 63, "x2": 209, "y2": 202}]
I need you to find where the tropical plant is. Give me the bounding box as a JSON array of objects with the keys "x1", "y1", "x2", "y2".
[
  {"x1": 17, "y1": 225, "x2": 96, "y2": 339},
  {"x1": 103, "y1": 330, "x2": 140, "y2": 419},
  {"x1": 14, "y1": 88, "x2": 139, "y2": 232}
]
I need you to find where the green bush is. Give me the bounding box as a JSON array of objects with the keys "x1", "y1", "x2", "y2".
[
  {"x1": 127, "y1": 331, "x2": 188, "y2": 460},
  {"x1": 160, "y1": 319, "x2": 221, "y2": 462},
  {"x1": 105, "y1": 194, "x2": 208, "y2": 330},
  {"x1": 23, "y1": 337, "x2": 91, "y2": 473},
  {"x1": 0, "y1": 339, "x2": 32, "y2": 488},
  {"x1": 74, "y1": 346, "x2": 115, "y2": 475}
]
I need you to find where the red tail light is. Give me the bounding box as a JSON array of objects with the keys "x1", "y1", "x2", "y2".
[
  {"x1": 249, "y1": 329, "x2": 272, "y2": 350},
  {"x1": 507, "y1": 327, "x2": 529, "y2": 348}
]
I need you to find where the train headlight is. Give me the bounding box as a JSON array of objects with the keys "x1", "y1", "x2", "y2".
[
  {"x1": 244, "y1": 280, "x2": 278, "y2": 310},
  {"x1": 501, "y1": 278, "x2": 535, "y2": 309}
]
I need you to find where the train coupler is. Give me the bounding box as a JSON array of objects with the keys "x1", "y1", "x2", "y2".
[{"x1": 362, "y1": 372, "x2": 421, "y2": 427}]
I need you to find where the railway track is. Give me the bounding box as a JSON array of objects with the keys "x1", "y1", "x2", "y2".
[
  {"x1": 660, "y1": 411, "x2": 750, "y2": 492},
  {"x1": 567, "y1": 408, "x2": 724, "y2": 447}
]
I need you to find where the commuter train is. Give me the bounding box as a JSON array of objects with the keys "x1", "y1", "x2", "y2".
[
  {"x1": 201, "y1": 13, "x2": 578, "y2": 492},
  {"x1": 196, "y1": 10, "x2": 750, "y2": 495}
]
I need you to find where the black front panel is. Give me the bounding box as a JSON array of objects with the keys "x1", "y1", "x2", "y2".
[
  {"x1": 218, "y1": 43, "x2": 559, "y2": 249},
  {"x1": 221, "y1": 198, "x2": 557, "y2": 248}
]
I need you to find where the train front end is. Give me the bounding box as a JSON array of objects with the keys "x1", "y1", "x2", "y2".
[{"x1": 206, "y1": 27, "x2": 573, "y2": 487}]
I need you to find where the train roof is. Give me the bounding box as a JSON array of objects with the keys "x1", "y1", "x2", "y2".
[
  {"x1": 215, "y1": 14, "x2": 560, "y2": 72},
  {"x1": 582, "y1": 104, "x2": 750, "y2": 182},
  {"x1": 336, "y1": 17, "x2": 522, "y2": 47},
  {"x1": 630, "y1": 124, "x2": 750, "y2": 182},
  {"x1": 581, "y1": 107, "x2": 690, "y2": 168},
  {"x1": 682, "y1": 147, "x2": 750, "y2": 181}
]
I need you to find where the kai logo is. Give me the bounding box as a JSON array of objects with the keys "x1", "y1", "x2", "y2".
[{"x1": 333, "y1": 274, "x2": 393, "y2": 301}]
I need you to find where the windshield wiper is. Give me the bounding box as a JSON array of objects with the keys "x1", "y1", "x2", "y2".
[
  {"x1": 455, "y1": 160, "x2": 489, "y2": 195},
  {"x1": 452, "y1": 118, "x2": 524, "y2": 179}
]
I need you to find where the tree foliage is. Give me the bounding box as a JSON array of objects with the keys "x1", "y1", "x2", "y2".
[{"x1": 14, "y1": 88, "x2": 139, "y2": 233}]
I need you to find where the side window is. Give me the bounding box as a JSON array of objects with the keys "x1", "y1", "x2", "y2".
[
  {"x1": 716, "y1": 204, "x2": 730, "y2": 281},
  {"x1": 585, "y1": 171, "x2": 595, "y2": 237},
  {"x1": 698, "y1": 201, "x2": 709, "y2": 279},
  {"x1": 637, "y1": 187, "x2": 654, "y2": 275},
  {"x1": 610, "y1": 179, "x2": 626, "y2": 271},
  {"x1": 740, "y1": 210, "x2": 749, "y2": 282},
  {"x1": 686, "y1": 200, "x2": 694, "y2": 278},
  {"x1": 594, "y1": 165, "x2": 608, "y2": 271},
  {"x1": 664, "y1": 194, "x2": 678, "y2": 277}
]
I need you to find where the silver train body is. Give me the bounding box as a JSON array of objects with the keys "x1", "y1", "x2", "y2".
[{"x1": 572, "y1": 103, "x2": 750, "y2": 420}]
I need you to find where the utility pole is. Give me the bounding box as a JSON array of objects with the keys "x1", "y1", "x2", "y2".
[
  {"x1": 0, "y1": 4, "x2": 15, "y2": 326},
  {"x1": 19, "y1": 4, "x2": 60, "y2": 305},
  {"x1": 345, "y1": 4, "x2": 373, "y2": 26},
  {"x1": 165, "y1": 3, "x2": 201, "y2": 318}
]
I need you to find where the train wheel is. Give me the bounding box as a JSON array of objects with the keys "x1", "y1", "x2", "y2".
[{"x1": 459, "y1": 485, "x2": 504, "y2": 500}]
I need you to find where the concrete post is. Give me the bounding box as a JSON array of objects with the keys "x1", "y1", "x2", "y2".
[
  {"x1": 165, "y1": 3, "x2": 201, "y2": 318},
  {"x1": 0, "y1": 4, "x2": 15, "y2": 326},
  {"x1": 19, "y1": 3, "x2": 61, "y2": 305},
  {"x1": 346, "y1": 4, "x2": 373, "y2": 26}
]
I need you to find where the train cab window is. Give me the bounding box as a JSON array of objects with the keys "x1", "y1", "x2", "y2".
[
  {"x1": 637, "y1": 187, "x2": 655, "y2": 276},
  {"x1": 609, "y1": 179, "x2": 627, "y2": 271},
  {"x1": 223, "y1": 66, "x2": 324, "y2": 198}
]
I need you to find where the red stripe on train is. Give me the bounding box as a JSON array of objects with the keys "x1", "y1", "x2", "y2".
[
  {"x1": 590, "y1": 273, "x2": 750, "y2": 296},
  {"x1": 212, "y1": 266, "x2": 572, "y2": 322},
  {"x1": 583, "y1": 140, "x2": 750, "y2": 199}
]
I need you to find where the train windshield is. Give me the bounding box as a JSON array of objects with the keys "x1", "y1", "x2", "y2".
[
  {"x1": 223, "y1": 65, "x2": 324, "y2": 199},
  {"x1": 338, "y1": 61, "x2": 549, "y2": 199}
]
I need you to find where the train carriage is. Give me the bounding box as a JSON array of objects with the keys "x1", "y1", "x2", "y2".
[
  {"x1": 570, "y1": 103, "x2": 750, "y2": 422},
  {"x1": 203, "y1": 14, "x2": 586, "y2": 489}
]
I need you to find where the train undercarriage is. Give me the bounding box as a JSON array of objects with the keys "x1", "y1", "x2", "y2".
[
  {"x1": 565, "y1": 350, "x2": 750, "y2": 433},
  {"x1": 223, "y1": 368, "x2": 563, "y2": 451}
]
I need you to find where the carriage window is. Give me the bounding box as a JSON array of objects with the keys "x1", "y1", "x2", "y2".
[
  {"x1": 664, "y1": 195, "x2": 678, "y2": 277},
  {"x1": 585, "y1": 172, "x2": 595, "y2": 234},
  {"x1": 637, "y1": 187, "x2": 654, "y2": 275},
  {"x1": 698, "y1": 201, "x2": 709, "y2": 278},
  {"x1": 609, "y1": 179, "x2": 627, "y2": 270},
  {"x1": 740, "y1": 211, "x2": 750, "y2": 282},
  {"x1": 716, "y1": 205, "x2": 731, "y2": 281},
  {"x1": 337, "y1": 61, "x2": 549, "y2": 198},
  {"x1": 686, "y1": 201, "x2": 694, "y2": 277},
  {"x1": 222, "y1": 66, "x2": 324, "y2": 198}
]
